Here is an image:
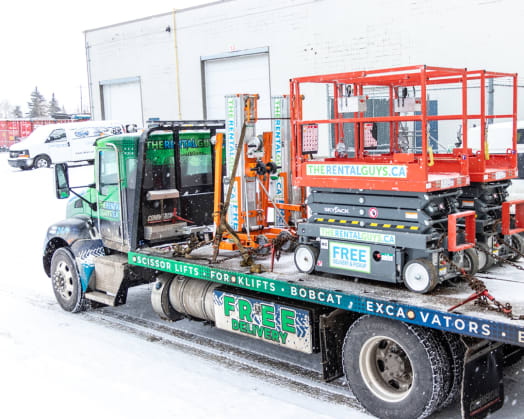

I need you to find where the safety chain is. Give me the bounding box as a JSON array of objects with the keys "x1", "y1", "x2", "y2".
[
  {"x1": 444, "y1": 252, "x2": 517, "y2": 319},
  {"x1": 436, "y1": 228, "x2": 522, "y2": 318}
]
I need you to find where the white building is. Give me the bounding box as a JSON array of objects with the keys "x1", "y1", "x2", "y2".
[{"x1": 85, "y1": 0, "x2": 524, "y2": 139}]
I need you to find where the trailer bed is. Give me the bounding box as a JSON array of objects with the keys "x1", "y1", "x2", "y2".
[{"x1": 129, "y1": 246, "x2": 524, "y2": 347}]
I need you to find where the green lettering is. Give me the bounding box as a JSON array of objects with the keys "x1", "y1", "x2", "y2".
[
  {"x1": 239, "y1": 321, "x2": 247, "y2": 333},
  {"x1": 261, "y1": 304, "x2": 275, "y2": 328},
  {"x1": 264, "y1": 328, "x2": 272, "y2": 340},
  {"x1": 281, "y1": 309, "x2": 296, "y2": 333},
  {"x1": 231, "y1": 318, "x2": 239, "y2": 330},
  {"x1": 255, "y1": 325, "x2": 264, "y2": 337},
  {"x1": 224, "y1": 296, "x2": 236, "y2": 317},
  {"x1": 279, "y1": 332, "x2": 288, "y2": 344},
  {"x1": 271, "y1": 329, "x2": 279, "y2": 342},
  {"x1": 238, "y1": 298, "x2": 252, "y2": 322}
]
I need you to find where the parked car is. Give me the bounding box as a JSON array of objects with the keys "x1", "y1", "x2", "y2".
[{"x1": 8, "y1": 121, "x2": 125, "y2": 170}]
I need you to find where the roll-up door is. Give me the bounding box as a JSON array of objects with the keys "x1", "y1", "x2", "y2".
[
  {"x1": 203, "y1": 50, "x2": 271, "y2": 130},
  {"x1": 101, "y1": 77, "x2": 143, "y2": 126}
]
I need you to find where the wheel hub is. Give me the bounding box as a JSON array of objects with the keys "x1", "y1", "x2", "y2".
[
  {"x1": 359, "y1": 336, "x2": 413, "y2": 402},
  {"x1": 53, "y1": 261, "x2": 74, "y2": 301}
]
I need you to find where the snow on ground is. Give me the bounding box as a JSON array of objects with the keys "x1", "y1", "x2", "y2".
[
  {"x1": 0, "y1": 153, "x2": 523, "y2": 419},
  {"x1": 0, "y1": 155, "x2": 366, "y2": 419}
]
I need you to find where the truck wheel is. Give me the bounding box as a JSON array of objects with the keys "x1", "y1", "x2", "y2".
[
  {"x1": 294, "y1": 244, "x2": 318, "y2": 274},
  {"x1": 151, "y1": 273, "x2": 182, "y2": 321},
  {"x1": 463, "y1": 247, "x2": 479, "y2": 276},
  {"x1": 476, "y1": 242, "x2": 494, "y2": 272},
  {"x1": 402, "y1": 258, "x2": 438, "y2": 293},
  {"x1": 50, "y1": 248, "x2": 86, "y2": 313},
  {"x1": 343, "y1": 316, "x2": 445, "y2": 419},
  {"x1": 34, "y1": 155, "x2": 51, "y2": 169},
  {"x1": 509, "y1": 234, "x2": 524, "y2": 261},
  {"x1": 436, "y1": 332, "x2": 466, "y2": 409}
]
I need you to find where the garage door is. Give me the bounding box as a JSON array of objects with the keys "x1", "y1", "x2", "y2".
[
  {"x1": 101, "y1": 78, "x2": 143, "y2": 126},
  {"x1": 203, "y1": 51, "x2": 271, "y2": 130}
]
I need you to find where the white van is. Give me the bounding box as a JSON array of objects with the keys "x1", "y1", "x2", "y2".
[
  {"x1": 8, "y1": 120, "x2": 125, "y2": 170},
  {"x1": 467, "y1": 121, "x2": 524, "y2": 155},
  {"x1": 468, "y1": 121, "x2": 524, "y2": 199}
]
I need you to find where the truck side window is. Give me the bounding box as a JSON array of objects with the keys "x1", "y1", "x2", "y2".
[
  {"x1": 47, "y1": 129, "x2": 66, "y2": 142},
  {"x1": 99, "y1": 149, "x2": 118, "y2": 195}
]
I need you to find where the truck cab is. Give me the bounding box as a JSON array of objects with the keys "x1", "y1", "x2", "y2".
[{"x1": 44, "y1": 122, "x2": 224, "y2": 308}]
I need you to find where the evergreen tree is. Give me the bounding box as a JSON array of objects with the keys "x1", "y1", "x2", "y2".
[
  {"x1": 27, "y1": 86, "x2": 48, "y2": 118},
  {"x1": 0, "y1": 100, "x2": 12, "y2": 118},
  {"x1": 11, "y1": 105, "x2": 23, "y2": 118},
  {"x1": 49, "y1": 93, "x2": 61, "y2": 116}
]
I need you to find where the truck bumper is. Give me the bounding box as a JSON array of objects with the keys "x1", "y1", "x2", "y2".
[{"x1": 8, "y1": 158, "x2": 33, "y2": 169}]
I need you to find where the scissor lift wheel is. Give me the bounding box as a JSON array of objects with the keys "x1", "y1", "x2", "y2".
[
  {"x1": 402, "y1": 259, "x2": 438, "y2": 294},
  {"x1": 294, "y1": 244, "x2": 319, "y2": 274}
]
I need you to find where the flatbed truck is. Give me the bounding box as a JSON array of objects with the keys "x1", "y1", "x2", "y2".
[{"x1": 43, "y1": 117, "x2": 524, "y2": 419}]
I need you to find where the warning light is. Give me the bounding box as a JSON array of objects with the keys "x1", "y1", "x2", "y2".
[{"x1": 373, "y1": 251, "x2": 382, "y2": 261}]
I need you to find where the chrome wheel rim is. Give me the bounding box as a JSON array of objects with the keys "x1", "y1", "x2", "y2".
[
  {"x1": 53, "y1": 261, "x2": 74, "y2": 301},
  {"x1": 359, "y1": 336, "x2": 413, "y2": 402}
]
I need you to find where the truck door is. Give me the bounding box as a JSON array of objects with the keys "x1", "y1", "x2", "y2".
[
  {"x1": 45, "y1": 128, "x2": 70, "y2": 163},
  {"x1": 176, "y1": 132, "x2": 214, "y2": 225},
  {"x1": 96, "y1": 146, "x2": 127, "y2": 249}
]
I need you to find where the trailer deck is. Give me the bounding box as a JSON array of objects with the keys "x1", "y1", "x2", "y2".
[{"x1": 129, "y1": 245, "x2": 524, "y2": 348}]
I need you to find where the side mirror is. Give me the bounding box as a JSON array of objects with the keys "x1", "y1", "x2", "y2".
[{"x1": 55, "y1": 163, "x2": 70, "y2": 199}]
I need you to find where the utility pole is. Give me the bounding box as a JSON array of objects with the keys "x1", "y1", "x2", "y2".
[
  {"x1": 488, "y1": 78, "x2": 494, "y2": 125},
  {"x1": 80, "y1": 85, "x2": 83, "y2": 113}
]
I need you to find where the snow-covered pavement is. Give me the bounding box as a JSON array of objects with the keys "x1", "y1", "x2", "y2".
[
  {"x1": 0, "y1": 155, "x2": 367, "y2": 419},
  {"x1": 0, "y1": 153, "x2": 522, "y2": 419}
]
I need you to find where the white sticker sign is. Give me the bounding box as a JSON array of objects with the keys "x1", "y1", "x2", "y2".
[{"x1": 329, "y1": 241, "x2": 370, "y2": 273}]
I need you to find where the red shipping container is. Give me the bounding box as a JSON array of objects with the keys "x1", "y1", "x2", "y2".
[{"x1": 20, "y1": 121, "x2": 32, "y2": 138}]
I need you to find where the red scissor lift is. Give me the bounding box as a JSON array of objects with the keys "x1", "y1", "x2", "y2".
[
  {"x1": 459, "y1": 70, "x2": 524, "y2": 270},
  {"x1": 289, "y1": 65, "x2": 478, "y2": 293}
]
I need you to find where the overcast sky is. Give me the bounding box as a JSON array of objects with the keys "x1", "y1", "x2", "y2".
[{"x1": 0, "y1": 0, "x2": 214, "y2": 115}]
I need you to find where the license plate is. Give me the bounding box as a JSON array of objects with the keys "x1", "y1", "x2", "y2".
[{"x1": 214, "y1": 291, "x2": 313, "y2": 353}]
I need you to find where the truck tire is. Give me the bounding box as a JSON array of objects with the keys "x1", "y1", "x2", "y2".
[
  {"x1": 402, "y1": 258, "x2": 438, "y2": 293},
  {"x1": 342, "y1": 316, "x2": 446, "y2": 419},
  {"x1": 34, "y1": 155, "x2": 51, "y2": 169},
  {"x1": 50, "y1": 248, "x2": 86, "y2": 313},
  {"x1": 435, "y1": 332, "x2": 466, "y2": 409}
]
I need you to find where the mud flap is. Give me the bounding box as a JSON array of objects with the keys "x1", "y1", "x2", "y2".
[
  {"x1": 461, "y1": 341, "x2": 504, "y2": 418},
  {"x1": 319, "y1": 309, "x2": 355, "y2": 381},
  {"x1": 70, "y1": 239, "x2": 105, "y2": 291}
]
